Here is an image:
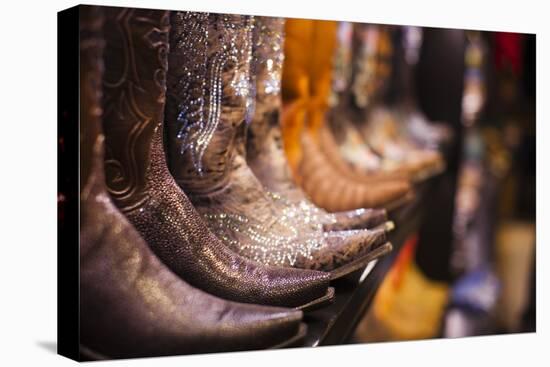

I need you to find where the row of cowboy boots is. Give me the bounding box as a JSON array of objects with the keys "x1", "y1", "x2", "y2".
[
  {"x1": 280, "y1": 20, "x2": 416, "y2": 213},
  {"x1": 327, "y1": 23, "x2": 446, "y2": 183},
  {"x1": 275, "y1": 21, "x2": 449, "y2": 216},
  {"x1": 80, "y1": 7, "x2": 397, "y2": 359},
  {"x1": 351, "y1": 24, "x2": 445, "y2": 180},
  {"x1": 164, "y1": 14, "x2": 392, "y2": 275},
  {"x1": 246, "y1": 18, "x2": 391, "y2": 232}
]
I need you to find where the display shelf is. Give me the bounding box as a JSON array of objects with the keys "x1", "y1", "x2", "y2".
[{"x1": 301, "y1": 178, "x2": 435, "y2": 347}]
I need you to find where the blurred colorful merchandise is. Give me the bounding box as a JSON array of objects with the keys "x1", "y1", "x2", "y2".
[
  {"x1": 331, "y1": 24, "x2": 446, "y2": 181},
  {"x1": 355, "y1": 236, "x2": 450, "y2": 342}
]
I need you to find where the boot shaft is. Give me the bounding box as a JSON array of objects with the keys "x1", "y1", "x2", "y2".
[
  {"x1": 280, "y1": 19, "x2": 337, "y2": 173},
  {"x1": 246, "y1": 17, "x2": 285, "y2": 163},
  {"x1": 101, "y1": 7, "x2": 170, "y2": 212},
  {"x1": 165, "y1": 12, "x2": 254, "y2": 196},
  {"x1": 350, "y1": 24, "x2": 394, "y2": 112}
]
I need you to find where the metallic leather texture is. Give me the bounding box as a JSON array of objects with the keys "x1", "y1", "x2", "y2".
[
  {"x1": 164, "y1": 13, "x2": 388, "y2": 274},
  {"x1": 100, "y1": 7, "x2": 330, "y2": 308},
  {"x1": 80, "y1": 6, "x2": 305, "y2": 359}
]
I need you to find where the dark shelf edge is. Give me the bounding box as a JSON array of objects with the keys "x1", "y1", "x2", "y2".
[{"x1": 301, "y1": 177, "x2": 436, "y2": 347}]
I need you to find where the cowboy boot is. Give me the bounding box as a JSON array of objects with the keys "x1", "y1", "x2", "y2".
[
  {"x1": 246, "y1": 16, "x2": 391, "y2": 232},
  {"x1": 361, "y1": 107, "x2": 445, "y2": 181},
  {"x1": 319, "y1": 23, "x2": 442, "y2": 183},
  {"x1": 100, "y1": 7, "x2": 333, "y2": 310},
  {"x1": 281, "y1": 19, "x2": 413, "y2": 212},
  {"x1": 313, "y1": 21, "x2": 422, "y2": 184},
  {"x1": 165, "y1": 12, "x2": 390, "y2": 278},
  {"x1": 325, "y1": 22, "x2": 387, "y2": 176},
  {"x1": 79, "y1": 6, "x2": 305, "y2": 359},
  {"x1": 351, "y1": 25, "x2": 445, "y2": 181}
]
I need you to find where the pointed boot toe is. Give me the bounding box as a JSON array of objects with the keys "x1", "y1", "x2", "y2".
[
  {"x1": 322, "y1": 208, "x2": 388, "y2": 231},
  {"x1": 364, "y1": 179, "x2": 413, "y2": 209},
  {"x1": 206, "y1": 304, "x2": 305, "y2": 352},
  {"x1": 123, "y1": 128, "x2": 333, "y2": 310},
  {"x1": 298, "y1": 227, "x2": 388, "y2": 275}
]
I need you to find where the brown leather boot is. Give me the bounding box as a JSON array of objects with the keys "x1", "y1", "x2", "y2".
[
  {"x1": 165, "y1": 13, "x2": 389, "y2": 278},
  {"x1": 281, "y1": 20, "x2": 413, "y2": 212},
  {"x1": 299, "y1": 131, "x2": 413, "y2": 212},
  {"x1": 246, "y1": 17, "x2": 391, "y2": 232},
  {"x1": 79, "y1": 6, "x2": 306, "y2": 359},
  {"x1": 100, "y1": 7, "x2": 333, "y2": 310}
]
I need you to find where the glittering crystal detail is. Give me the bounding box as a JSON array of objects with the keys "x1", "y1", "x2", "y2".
[
  {"x1": 203, "y1": 210, "x2": 325, "y2": 267},
  {"x1": 170, "y1": 13, "x2": 254, "y2": 174},
  {"x1": 266, "y1": 191, "x2": 338, "y2": 229},
  {"x1": 200, "y1": 188, "x2": 356, "y2": 267},
  {"x1": 196, "y1": 155, "x2": 333, "y2": 267},
  {"x1": 202, "y1": 191, "x2": 370, "y2": 268}
]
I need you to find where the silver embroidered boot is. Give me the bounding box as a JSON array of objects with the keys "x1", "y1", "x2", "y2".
[
  {"x1": 246, "y1": 17, "x2": 393, "y2": 233},
  {"x1": 165, "y1": 13, "x2": 391, "y2": 278}
]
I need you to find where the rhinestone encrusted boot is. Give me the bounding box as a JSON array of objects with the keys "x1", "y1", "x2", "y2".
[
  {"x1": 246, "y1": 17, "x2": 391, "y2": 232},
  {"x1": 165, "y1": 12, "x2": 391, "y2": 278}
]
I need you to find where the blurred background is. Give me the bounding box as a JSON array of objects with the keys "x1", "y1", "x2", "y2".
[{"x1": 339, "y1": 24, "x2": 536, "y2": 342}]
